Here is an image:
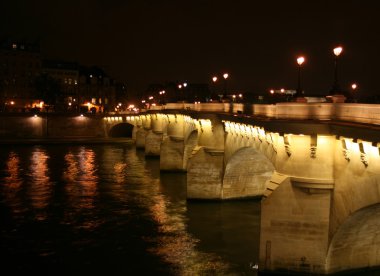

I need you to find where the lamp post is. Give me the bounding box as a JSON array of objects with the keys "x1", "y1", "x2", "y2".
[
  {"x1": 295, "y1": 56, "x2": 305, "y2": 98},
  {"x1": 330, "y1": 46, "x2": 343, "y2": 94}
]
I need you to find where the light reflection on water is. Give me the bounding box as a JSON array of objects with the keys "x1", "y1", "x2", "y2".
[
  {"x1": 28, "y1": 147, "x2": 52, "y2": 220},
  {"x1": 3, "y1": 151, "x2": 24, "y2": 216},
  {"x1": 0, "y1": 144, "x2": 260, "y2": 275}
]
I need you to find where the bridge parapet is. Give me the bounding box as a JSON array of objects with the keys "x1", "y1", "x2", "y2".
[{"x1": 148, "y1": 102, "x2": 380, "y2": 126}]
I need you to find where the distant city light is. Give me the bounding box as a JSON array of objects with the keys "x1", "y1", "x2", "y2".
[
  {"x1": 223, "y1": 73, "x2": 229, "y2": 79},
  {"x1": 212, "y1": 76, "x2": 218, "y2": 82}
]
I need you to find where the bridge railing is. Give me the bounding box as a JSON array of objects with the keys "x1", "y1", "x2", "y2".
[{"x1": 148, "y1": 102, "x2": 380, "y2": 125}]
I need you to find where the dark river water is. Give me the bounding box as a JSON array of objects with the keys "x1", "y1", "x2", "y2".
[{"x1": 0, "y1": 143, "x2": 261, "y2": 275}]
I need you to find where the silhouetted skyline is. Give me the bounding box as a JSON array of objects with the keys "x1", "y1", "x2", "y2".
[{"x1": 1, "y1": 0, "x2": 379, "y2": 98}]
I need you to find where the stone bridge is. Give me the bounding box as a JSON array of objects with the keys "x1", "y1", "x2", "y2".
[{"x1": 102, "y1": 102, "x2": 380, "y2": 275}]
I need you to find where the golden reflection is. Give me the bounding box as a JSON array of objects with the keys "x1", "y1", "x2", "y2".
[
  {"x1": 28, "y1": 148, "x2": 52, "y2": 221},
  {"x1": 147, "y1": 192, "x2": 230, "y2": 275},
  {"x1": 3, "y1": 152, "x2": 24, "y2": 215},
  {"x1": 64, "y1": 147, "x2": 98, "y2": 211},
  {"x1": 114, "y1": 162, "x2": 127, "y2": 184}
]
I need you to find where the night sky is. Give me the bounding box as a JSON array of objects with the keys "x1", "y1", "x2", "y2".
[{"x1": 1, "y1": 0, "x2": 380, "y2": 97}]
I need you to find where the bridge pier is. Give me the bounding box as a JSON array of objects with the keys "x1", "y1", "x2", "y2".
[
  {"x1": 145, "y1": 130, "x2": 163, "y2": 156},
  {"x1": 160, "y1": 135, "x2": 186, "y2": 171},
  {"x1": 187, "y1": 146, "x2": 225, "y2": 199},
  {"x1": 135, "y1": 127, "x2": 148, "y2": 149},
  {"x1": 259, "y1": 174, "x2": 333, "y2": 274}
]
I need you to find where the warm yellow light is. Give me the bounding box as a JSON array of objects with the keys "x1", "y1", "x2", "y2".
[
  {"x1": 270, "y1": 89, "x2": 274, "y2": 94},
  {"x1": 10, "y1": 101, "x2": 14, "y2": 105},
  {"x1": 297, "y1": 56, "x2": 305, "y2": 66},
  {"x1": 212, "y1": 76, "x2": 218, "y2": 82},
  {"x1": 333, "y1": 46, "x2": 343, "y2": 57},
  {"x1": 351, "y1": 83, "x2": 357, "y2": 90},
  {"x1": 178, "y1": 84, "x2": 182, "y2": 89},
  {"x1": 223, "y1": 73, "x2": 229, "y2": 79}
]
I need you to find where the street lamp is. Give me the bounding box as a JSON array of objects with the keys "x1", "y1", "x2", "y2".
[
  {"x1": 330, "y1": 46, "x2": 343, "y2": 94},
  {"x1": 351, "y1": 83, "x2": 358, "y2": 102},
  {"x1": 223, "y1": 73, "x2": 229, "y2": 96},
  {"x1": 295, "y1": 56, "x2": 305, "y2": 98},
  {"x1": 159, "y1": 90, "x2": 166, "y2": 104}
]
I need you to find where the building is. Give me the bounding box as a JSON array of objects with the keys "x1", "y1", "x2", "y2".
[
  {"x1": 0, "y1": 38, "x2": 42, "y2": 111},
  {"x1": 77, "y1": 66, "x2": 116, "y2": 113},
  {"x1": 0, "y1": 38, "x2": 119, "y2": 113}
]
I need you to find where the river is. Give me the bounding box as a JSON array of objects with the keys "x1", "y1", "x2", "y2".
[{"x1": 0, "y1": 143, "x2": 261, "y2": 275}]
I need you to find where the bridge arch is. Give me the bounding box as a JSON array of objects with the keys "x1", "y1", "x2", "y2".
[
  {"x1": 108, "y1": 122, "x2": 134, "y2": 137},
  {"x1": 222, "y1": 147, "x2": 274, "y2": 199},
  {"x1": 327, "y1": 203, "x2": 380, "y2": 274}
]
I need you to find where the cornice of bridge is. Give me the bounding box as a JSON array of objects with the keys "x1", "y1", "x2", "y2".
[{"x1": 144, "y1": 110, "x2": 380, "y2": 144}]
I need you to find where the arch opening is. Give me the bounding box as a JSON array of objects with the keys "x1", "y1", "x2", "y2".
[{"x1": 109, "y1": 123, "x2": 134, "y2": 138}]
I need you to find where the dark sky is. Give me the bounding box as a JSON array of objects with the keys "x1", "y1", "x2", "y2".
[{"x1": 1, "y1": 0, "x2": 379, "y2": 97}]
